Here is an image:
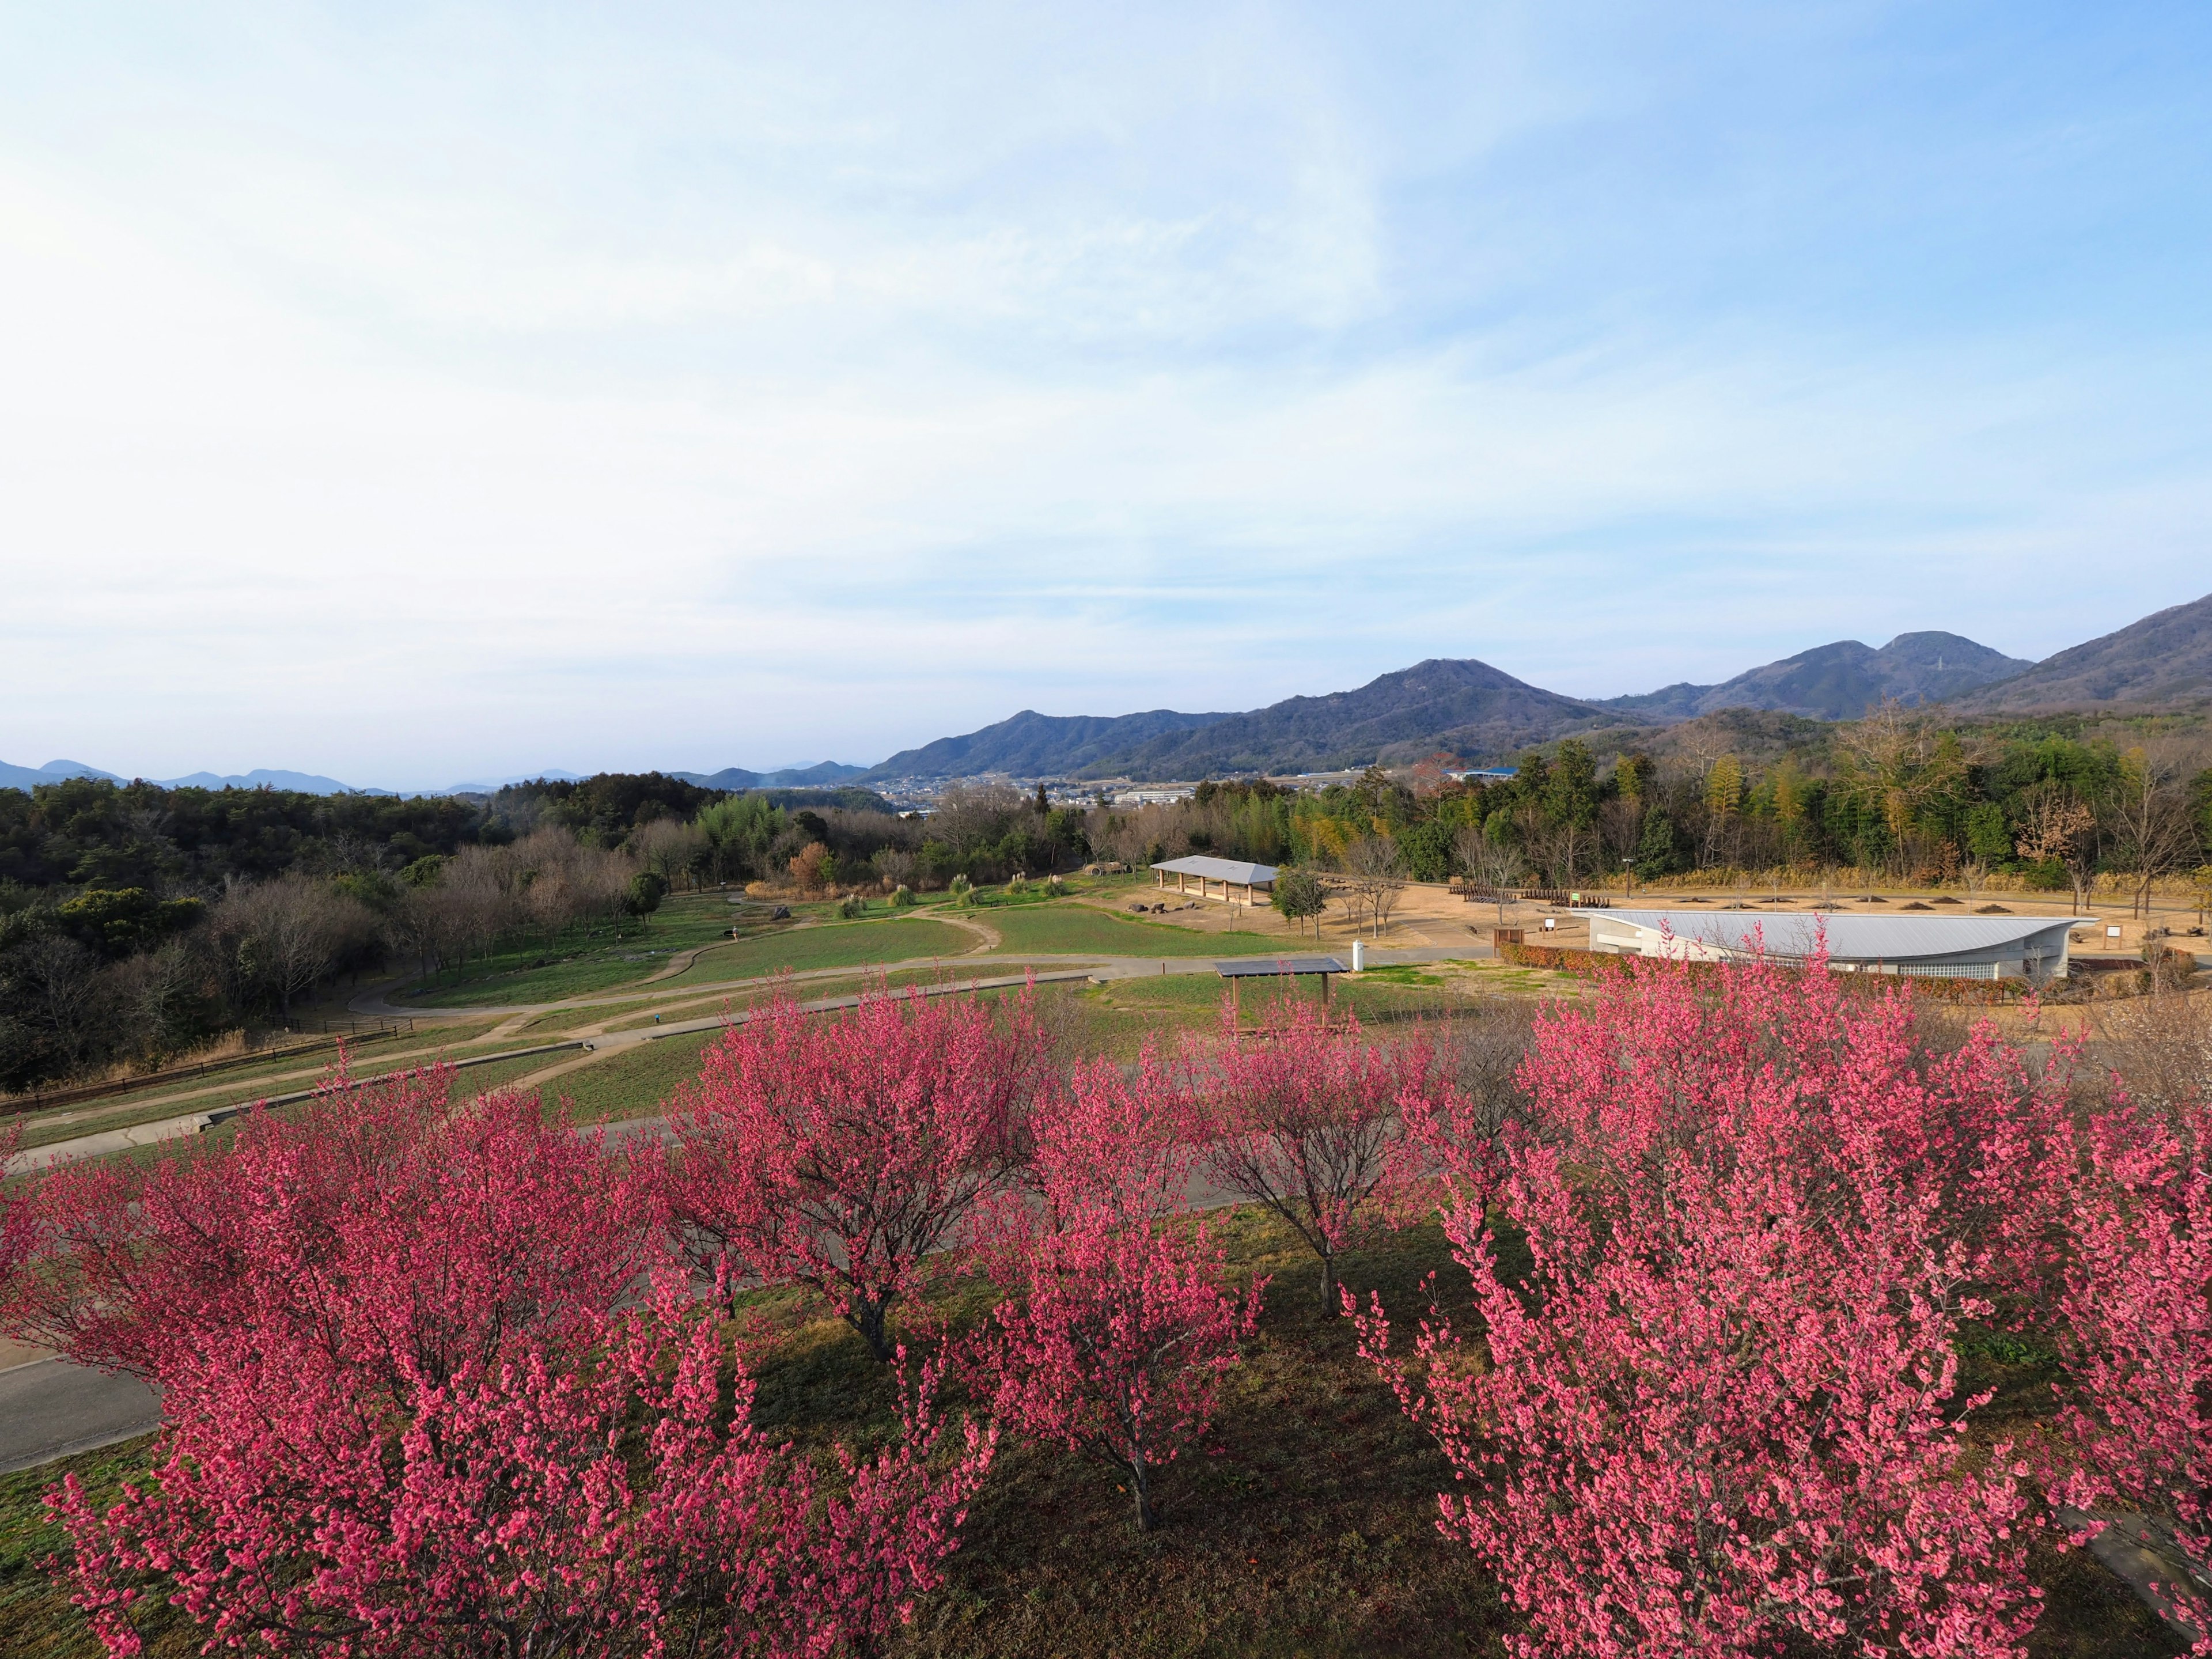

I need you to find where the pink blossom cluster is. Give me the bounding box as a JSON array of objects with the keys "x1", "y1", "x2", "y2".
[
  {"x1": 1360, "y1": 949, "x2": 2211, "y2": 1657},
  {"x1": 3, "y1": 1065, "x2": 991, "y2": 1658},
  {"x1": 978, "y1": 1051, "x2": 1263, "y2": 1531},
  {"x1": 6, "y1": 963, "x2": 2208, "y2": 1656}
]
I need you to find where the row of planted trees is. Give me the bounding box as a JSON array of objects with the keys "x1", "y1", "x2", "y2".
[
  {"x1": 1092, "y1": 719, "x2": 2212, "y2": 903},
  {"x1": 2, "y1": 963, "x2": 2207, "y2": 1656}
]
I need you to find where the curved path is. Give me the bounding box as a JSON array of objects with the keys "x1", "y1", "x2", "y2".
[{"x1": 0, "y1": 931, "x2": 1487, "y2": 1474}]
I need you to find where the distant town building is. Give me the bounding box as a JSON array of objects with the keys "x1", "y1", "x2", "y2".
[
  {"x1": 1574, "y1": 908, "x2": 2085, "y2": 982},
  {"x1": 1115, "y1": 787, "x2": 1196, "y2": 806}
]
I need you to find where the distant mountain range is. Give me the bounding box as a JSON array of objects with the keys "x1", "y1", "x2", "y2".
[
  {"x1": 0, "y1": 759, "x2": 387, "y2": 796},
  {"x1": 0, "y1": 760, "x2": 867, "y2": 798},
  {"x1": 865, "y1": 590, "x2": 2212, "y2": 782},
  {"x1": 1077, "y1": 660, "x2": 1608, "y2": 781},
  {"x1": 668, "y1": 762, "x2": 869, "y2": 791},
  {"x1": 10, "y1": 592, "x2": 2207, "y2": 797},
  {"x1": 1949, "y1": 592, "x2": 2212, "y2": 712},
  {"x1": 1596, "y1": 631, "x2": 2032, "y2": 722},
  {"x1": 859, "y1": 712, "x2": 1230, "y2": 783}
]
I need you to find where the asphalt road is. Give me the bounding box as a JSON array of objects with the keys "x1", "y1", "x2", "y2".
[{"x1": 0, "y1": 1359, "x2": 161, "y2": 1474}]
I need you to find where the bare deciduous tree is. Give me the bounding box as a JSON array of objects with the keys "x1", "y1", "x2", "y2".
[
  {"x1": 2109, "y1": 745, "x2": 2200, "y2": 921},
  {"x1": 2094, "y1": 993, "x2": 2212, "y2": 1117},
  {"x1": 7, "y1": 934, "x2": 111, "y2": 1074},
  {"x1": 1342, "y1": 836, "x2": 1406, "y2": 940},
  {"x1": 213, "y1": 876, "x2": 374, "y2": 1023},
  {"x1": 2014, "y1": 783, "x2": 2100, "y2": 916},
  {"x1": 1453, "y1": 824, "x2": 1522, "y2": 923},
  {"x1": 929, "y1": 781, "x2": 1029, "y2": 855},
  {"x1": 630, "y1": 819, "x2": 706, "y2": 895}
]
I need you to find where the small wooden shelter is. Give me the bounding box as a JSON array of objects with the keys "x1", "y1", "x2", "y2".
[{"x1": 1151, "y1": 855, "x2": 1278, "y2": 906}]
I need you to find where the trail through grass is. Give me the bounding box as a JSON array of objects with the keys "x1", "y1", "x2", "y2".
[{"x1": 983, "y1": 905, "x2": 1302, "y2": 959}]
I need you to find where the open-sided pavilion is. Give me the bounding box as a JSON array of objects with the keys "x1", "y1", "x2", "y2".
[
  {"x1": 1151, "y1": 855, "x2": 1278, "y2": 906},
  {"x1": 1215, "y1": 955, "x2": 1348, "y2": 1013}
]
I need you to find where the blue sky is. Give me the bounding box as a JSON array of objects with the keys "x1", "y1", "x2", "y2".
[{"x1": 2, "y1": 2, "x2": 2209, "y2": 788}]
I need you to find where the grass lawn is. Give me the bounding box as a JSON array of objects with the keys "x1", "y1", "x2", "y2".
[
  {"x1": 983, "y1": 905, "x2": 1306, "y2": 959},
  {"x1": 1, "y1": 1206, "x2": 2164, "y2": 1657},
  {"x1": 448, "y1": 1049, "x2": 594, "y2": 1102},
  {"x1": 537, "y1": 1029, "x2": 726, "y2": 1124},
  {"x1": 5, "y1": 1032, "x2": 550, "y2": 1152},
  {"x1": 647, "y1": 918, "x2": 979, "y2": 987},
  {"x1": 988, "y1": 975, "x2": 1497, "y2": 1063},
  {"x1": 395, "y1": 898, "x2": 755, "y2": 1007},
  {"x1": 594, "y1": 963, "x2": 1035, "y2": 1034}
]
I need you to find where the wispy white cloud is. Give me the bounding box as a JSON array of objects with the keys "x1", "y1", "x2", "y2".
[{"x1": 2, "y1": 2, "x2": 2209, "y2": 787}]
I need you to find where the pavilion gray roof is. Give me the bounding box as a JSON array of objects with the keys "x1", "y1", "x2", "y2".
[
  {"x1": 1215, "y1": 956, "x2": 1347, "y2": 978},
  {"x1": 1575, "y1": 909, "x2": 2086, "y2": 962},
  {"x1": 1152, "y1": 855, "x2": 1279, "y2": 885}
]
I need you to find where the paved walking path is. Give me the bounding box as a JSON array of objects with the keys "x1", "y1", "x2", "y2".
[{"x1": 0, "y1": 1359, "x2": 162, "y2": 1474}]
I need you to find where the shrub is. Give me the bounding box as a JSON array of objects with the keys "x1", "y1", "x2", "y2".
[
  {"x1": 892, "y1": 884, "x2": 916, "y2": 909},
  {"x1": 790, "y1": 842, "x2": 830, "y2": 893}
]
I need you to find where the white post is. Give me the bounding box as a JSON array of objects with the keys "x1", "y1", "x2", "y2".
[{"x1": 1351, "y1": 939, "x2": 1366, "y2": 972}]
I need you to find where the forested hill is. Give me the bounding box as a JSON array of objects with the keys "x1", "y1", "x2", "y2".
[
  {"x1": 0, "y1": 778, "x2": 495, "y2": 891},
  {"x1": 1599, "y1": 632, "x2": 2030, "y2": 722},
  {"x1": 861, "y1": 709, "x2": 1232, "y2": 782},
  {"x1": 1950, "y1": 592, "x2": 2212, "y2": 712},
  {"x1": 1080, "y1": 660, "x2": 1612, "y2": 780},
  {"x1": 0, "y1": 772, "x2": 897, "y2": 893}
]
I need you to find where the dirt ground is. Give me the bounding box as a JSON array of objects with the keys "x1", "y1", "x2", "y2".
[{"x1": 1090, "y1": 874, "x2": 2211, "y2": 965}]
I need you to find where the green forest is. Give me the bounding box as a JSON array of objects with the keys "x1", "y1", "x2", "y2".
[{"x1": 4, "y1": 707, "x2": 2210, "y2": 1094}]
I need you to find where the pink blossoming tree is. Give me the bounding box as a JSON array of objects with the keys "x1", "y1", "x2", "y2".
[
  {"x1": 983, "y1": 1052, "x2": 1262, "y2": 1531},
  {"x1": 5, "y1": 1069, "x2": 995, "y2": 1658},
  {"x1": 1199, "y1": 999, "x2": 1423, "y2": 1313},
  {"x1": 1357, "y1": 955, "x2": 2050, "y2": 1658},
  {"x1": 2048, "y1": 1096, "x2": 2212, "y2": 1643},
  {"x1": 666, "y1": 988, "x2": 1046, "y2": 1358}
]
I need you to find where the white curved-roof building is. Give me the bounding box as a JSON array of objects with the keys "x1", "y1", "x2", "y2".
[{"x1": 1575, "y1": 908, "x2": 2086, "y2": 982}]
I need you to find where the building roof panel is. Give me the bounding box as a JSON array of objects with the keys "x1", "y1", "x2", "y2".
[
  {"x1": 1577, "y1": 909, "x2": 2085, "y2": 961},
  {"x1": 1215, "y1": 956, "x2": 1347, "y2": 977},
  {"x1": 1152, "y1": 855, "x2": 1279, "y2": 884}
]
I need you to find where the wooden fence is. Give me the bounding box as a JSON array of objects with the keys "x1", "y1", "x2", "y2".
[{"x1": 2, "y1": 1020, "x2": 415, "y2": 1116}]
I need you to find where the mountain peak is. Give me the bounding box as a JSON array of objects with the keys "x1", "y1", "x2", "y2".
[{"x1": 1949, "y1": 591, "x2": 2212, "y2": 712}]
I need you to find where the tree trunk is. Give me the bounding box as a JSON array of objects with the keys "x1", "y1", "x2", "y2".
[
  {"x1": 851, "y1": 1295, "x2": 896, "y2": 1362},
  {"x1": 1320, "y1": 1249, "x2": 1339, "y2": 1315},
  {"x1": 1129, "y1": 1455, "x2": 1157, "y2": 1532}
]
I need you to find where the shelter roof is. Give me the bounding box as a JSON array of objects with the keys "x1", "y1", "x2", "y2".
[
  {"x1": 1152, "y1": 855, "x2": 1279, "y2": 884},
  {"x1": 1215, "y1": 956, "x2": 1348, "y2": 978},
  {"x1": 1575, "y1": 908, "x2": 2086, "y2": 961}
]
